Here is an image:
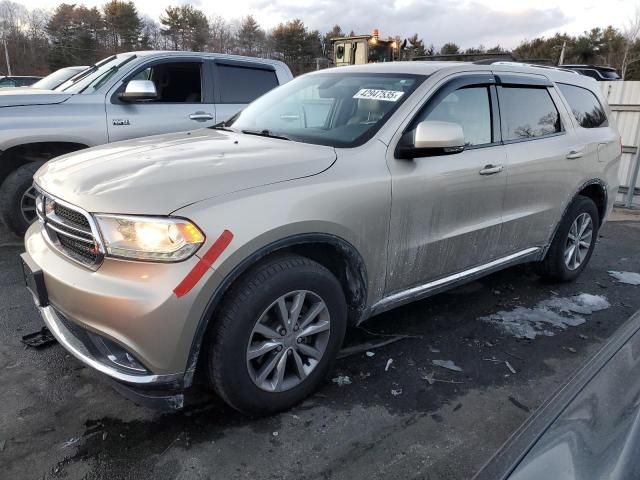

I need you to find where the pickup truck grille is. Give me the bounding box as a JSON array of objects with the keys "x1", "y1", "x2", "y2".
[{"x1": 36, "y1": 190, "x2": 103, "y2": 269}]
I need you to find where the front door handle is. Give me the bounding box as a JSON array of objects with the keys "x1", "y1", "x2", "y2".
[
  {"x1": 479, "y1": 164, "x2": 504, "y2": 175},
  {"x1": 189, "y1": 112, "x2": 214, "y2": 121},
  {"x1": 566, "y1": 149, "x2": 584, "y2": 160}
]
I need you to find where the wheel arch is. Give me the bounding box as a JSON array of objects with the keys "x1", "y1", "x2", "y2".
[
  {"x1": 576, "y1": 179, "x2": 608, "y2": 225},
  {"x1": 184, "y1": 233, "x2": 368, "y2": 386},
  {"x1": 542, "y1": 178, "x2": 608, "y2": 258},
  {"x1": 0, "y1": 141, "x2": 89, "y2": 183}
]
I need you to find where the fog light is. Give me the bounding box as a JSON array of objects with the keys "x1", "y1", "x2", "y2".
[{"x1": 90, "y1": 334, "x2": 147, "y2": 373}]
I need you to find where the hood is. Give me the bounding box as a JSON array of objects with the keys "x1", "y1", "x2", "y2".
[
  {"x1": 35, "y1": 129, "x2": 337, "y2": 214},
  {"x1": 0, "y1": 88, "x2": 72, "y2": 107}
]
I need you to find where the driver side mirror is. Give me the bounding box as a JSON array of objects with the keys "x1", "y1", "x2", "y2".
[
  {"x1": 119, "y1": 80, "x2": 157, "y2": 102},
  {"x1": 396, "y1": 120, "x2": 465, "y2": 159}
]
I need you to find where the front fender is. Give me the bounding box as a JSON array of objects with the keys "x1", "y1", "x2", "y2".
[{"x1": 0, "y1": 102, "x2": 107, "y2": 151}]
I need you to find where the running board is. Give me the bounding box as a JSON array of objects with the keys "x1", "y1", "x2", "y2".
[{"x1": 369, "y1": 247, "x2": 541, "y2": 317}]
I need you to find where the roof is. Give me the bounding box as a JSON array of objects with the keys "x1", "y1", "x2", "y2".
[
  {"x1": 124, "y1": 50, "x2": 287, "y2": 67},
  {"x1": 309, "y1": 60, "x2": 600, "y2": 89}
]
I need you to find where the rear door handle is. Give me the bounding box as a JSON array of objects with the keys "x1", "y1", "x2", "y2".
[
  {"x1": 566, "y1": 149, "x2": 584, "y2": 160},
  {"x1": 189, "y1": 112, "x2": 214, "y2": 121},
  {"x1": 479, "y1": 164, "x2": 504, "y2": 175}
]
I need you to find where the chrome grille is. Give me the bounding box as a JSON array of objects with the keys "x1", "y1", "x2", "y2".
[
  {"x1": 54, "y1": 203, "x2": 91, "y2": 230},
  {"x1": 36, "y1": 190, "x2": 103, "y2": 269}
]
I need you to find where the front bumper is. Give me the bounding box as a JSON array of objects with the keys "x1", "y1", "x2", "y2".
[
  {"x1": 24, "y1": 221, "x2": 220, "y2": 394},
  {"x1": 39, "y1": 304, "x2": 183, "y2": 386}
]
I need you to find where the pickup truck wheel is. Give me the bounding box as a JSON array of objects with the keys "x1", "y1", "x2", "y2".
[
  {"x1": 536, "y1": 195, "x2": 599, "y2": 282},
  {"x1": 0, "y1": 161, "x2": 44, "y2": 236},
  {"x1": 206, "y1": 255, "x2": 347, "y2": 415}
]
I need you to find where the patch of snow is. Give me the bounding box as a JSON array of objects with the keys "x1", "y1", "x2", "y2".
[
  {"x1": 544, "y1": 293, "x2": 610, "y2": 315},
  {"x1": 331, "y1": 375, "x2": 352, "y2": 386},
  {"x1": 481, "y1": 293, "x2": 609, "y2": 340},
  {"x1": 609, "y1": 271, "x2": 640, "y2": 285},
  {"x1": 385, "y1": 358, "x2": 394, "y2": 371},
  {"x1": 432, "y1": 359, "x2": 462, "y2": 372},
  {"x1": 391, "y1": 388, "x2": 403, "y2": 396}
]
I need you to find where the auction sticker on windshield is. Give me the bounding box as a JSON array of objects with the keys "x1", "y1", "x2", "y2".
[{"x1": 353, "y1": 89, "x2": 404, "y2": 102}]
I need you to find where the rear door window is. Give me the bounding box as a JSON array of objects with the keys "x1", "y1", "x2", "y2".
[
  {"x1": 500, "y1": 87, "x2": 562, "y2": 141},
  {"x1": 217, "y1": 64, "x2": 279, "y2": 103},
  {"x1": 558, "y1": 83, "x2": 608, "y2": 128}
]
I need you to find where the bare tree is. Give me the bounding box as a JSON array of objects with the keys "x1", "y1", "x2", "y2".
[
  {"x1": 622, "y1": 4, "x2": 640, "y2": 79},
  {"x1": 208, "y1": 15, "x2": 234, "y2": 54}
]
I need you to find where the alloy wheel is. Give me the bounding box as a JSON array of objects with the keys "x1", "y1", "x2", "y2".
[
  {"x1": 246, "y1": 290, "x2": 331, "y2": 392},
  {"x1": 564, "y1": 212, "x2": 593, "y2": 270},
  {"x1": 20, "y1": 186, "x2": 38, "y2": 224}
]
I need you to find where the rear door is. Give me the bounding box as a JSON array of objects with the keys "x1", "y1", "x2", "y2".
[
  {"x1": 211, "y1": 60, "x2": 280, "y2": 123},
  {"x1": 106, "y1": 58, "x2": 216, "y2": 142},
  {"x1": 496, "y1": 74, "x2": 579, "y2": 252}
]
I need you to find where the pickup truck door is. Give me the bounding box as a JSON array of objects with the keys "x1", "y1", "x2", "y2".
[
  {"x1": 106, "y1": 59, "x2": 216, "y2": 142},
  {"x1": 210, "y1": 60, "x2": 281, "y2": 123}
]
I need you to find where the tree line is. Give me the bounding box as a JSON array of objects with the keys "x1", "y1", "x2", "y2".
[{"x1": 1, "y1": 0, "x2": 639, "y2": 79}]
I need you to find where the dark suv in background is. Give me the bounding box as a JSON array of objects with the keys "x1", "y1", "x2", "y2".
[{"x1": 561, "y1": 64, "x2": 621, "y2": 81}]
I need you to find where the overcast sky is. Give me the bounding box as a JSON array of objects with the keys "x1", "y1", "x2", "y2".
[{"x1": 14, "y1": 0, "x2": 638, "y2": 48}]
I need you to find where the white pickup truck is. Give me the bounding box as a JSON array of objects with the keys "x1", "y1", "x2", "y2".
[{"x1": 0, "y1": 51, "x2": 293, "y2": 235}]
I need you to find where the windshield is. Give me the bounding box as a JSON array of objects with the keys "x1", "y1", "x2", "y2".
[
  {"x1": 31, "y1": 67, "x2": 88, "y2": 90},
  {"x1": 56, "y1": 54, "x2": 136, "y2": 94},
  {"x1": 225, "y1": 72, "x2": 424, "y2": 148}
]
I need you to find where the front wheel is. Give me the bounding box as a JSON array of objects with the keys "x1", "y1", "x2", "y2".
[
  {"x1": 0, "y1": 161, "x2": 45, "y2": 236},
  {"x1": 205, "y1": 255, "x2": 347, "y2": 415},
  {"x1": 536, "y1": 195, "x2": 599, "y2": 282}
]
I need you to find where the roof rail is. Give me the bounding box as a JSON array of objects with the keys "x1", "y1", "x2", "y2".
[{"x1": 484, "y1": 61, "x2": 580, "y2": 75}]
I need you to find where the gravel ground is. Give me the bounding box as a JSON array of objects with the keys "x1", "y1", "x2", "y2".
[{"x1": 1, "y1": 212, "x2": 640, "y2": 480}]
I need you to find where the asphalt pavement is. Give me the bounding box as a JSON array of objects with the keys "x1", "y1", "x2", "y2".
[{"x1": 1, "y1": 211, "x2": 640, "y2": 479}]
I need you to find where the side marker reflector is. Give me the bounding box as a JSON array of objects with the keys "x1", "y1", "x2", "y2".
[{"x1": 173, "y1": 230, "x2": 234, "y2": 298}]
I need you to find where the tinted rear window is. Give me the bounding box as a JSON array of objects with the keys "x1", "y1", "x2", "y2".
[
  {"x1": 601, "y1": 70, "x2": 620, "y2": 79},
  {"x1": 558, "y1": 83, "x2": 608, "y2": 128},
  {"x1": 500, "y1": 87, "x2": 562, "y2": 141},
  {"x1": 576, "y1": 69, "x2": 601, "y2": 80},
  {"x1": 218, "y1": 65, "x2": 279, "y2": 103}
]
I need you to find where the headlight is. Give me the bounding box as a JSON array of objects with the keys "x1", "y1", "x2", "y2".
[{"x1": 94, "y1": 214, "x2": 205, "y2": 262}]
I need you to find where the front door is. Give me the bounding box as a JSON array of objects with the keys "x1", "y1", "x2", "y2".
[
  {"x1": 106, "y1": 60, "x2": 215, "y2": 142},
  {"x1": 386, "y1": 75, "x2": 508, "y2": 294}
]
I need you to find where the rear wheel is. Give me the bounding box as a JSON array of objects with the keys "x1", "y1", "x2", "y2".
[
  {"x1": 0, "y1": 161, "x2": 44, "y2": 235},
  {"x1": 536, "y1": 195, "x2": 599, "y2": 282},
  {"x1": 205, "y1": 255, "x2": 347, "y2": 415}
]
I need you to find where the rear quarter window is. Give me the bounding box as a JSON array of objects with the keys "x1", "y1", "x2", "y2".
[
  {"x1": 500, "y1": 86, "x2": 562, "y2": 141},
  {"x1": 558, "y1": 83, "x2": 608, "y2": 128},
  {"x1": 218, "y1": 64, "x2": 279, "y2": 103}
]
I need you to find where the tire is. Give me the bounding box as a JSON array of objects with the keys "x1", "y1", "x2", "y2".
[
  {"x1": 536, "y1": 195, "x2": 599, "y2": 282},
  {"x1": 0, "y1": 161, "x2": 45, "y2": 236},
  {"x1": 205, "y1": 254, "x2": 347, "y2": 415}
]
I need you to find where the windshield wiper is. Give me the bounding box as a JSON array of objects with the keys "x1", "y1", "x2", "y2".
[
  {"x1": 66, "y1": 55, "x2": 116, "y2": 85},
  {"x1": 241, "y1": 129, "x2": 291, "y2": 141},
  {"x1": 210, "y1": 121, "x2": 234, "y2": 132},
  {"x1": 80, "y1": 55, "x2": 137, "y2": 93}
]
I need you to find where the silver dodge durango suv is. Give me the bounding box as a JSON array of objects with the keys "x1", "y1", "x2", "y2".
[{"x1": 21, "y1": 62, "x2": 621, "y2": 414}]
